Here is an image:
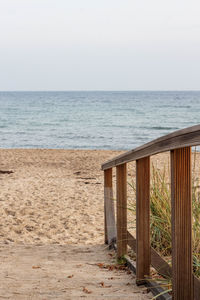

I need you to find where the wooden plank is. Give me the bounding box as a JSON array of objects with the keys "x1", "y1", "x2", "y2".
[
  {"x1": 127, "y1": 231, "x2": 172, "y2": 278},
  {"x1": 104, "y1": 168, "x2": 116, "y2": 245},
  {"x1": 136, "y1": 157, "x2": 150, "y2": 284},
  {"x1": 125, "y1": 255, "x2": 172, "y2": 300},
  {"x1": 127, "y1": 230, "x2": 136, "y2": 251},
  {"x1": 116, "y1": 163, "x2": 127, "y2": 258},
  {"x1": 101, "y1": 124, "x2": 200, "y2": 170},
  {"x1": 127, "y1": 231, "x2": 200, "y2": 300},
  {"x1": 171, "y1": 147, "x2": 193, "y2": 300},
  {"x1": 194, "y1": 276, "x2": 200, "y2": 300},
  {"x1": 104, "y1": 205, "x2": 108, "y2": 244},
  {"x1": 151, "y1": 246, "x2": 172, "y2": 279}
]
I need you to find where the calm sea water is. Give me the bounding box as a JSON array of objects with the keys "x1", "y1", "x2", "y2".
[{"x1": 0, "y1": 91, "x2": 199, "y2": 150}]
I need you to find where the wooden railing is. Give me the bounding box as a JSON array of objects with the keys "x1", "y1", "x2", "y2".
[{"x1": 102, "y1": 124, "x2": 200, "y2": 300}]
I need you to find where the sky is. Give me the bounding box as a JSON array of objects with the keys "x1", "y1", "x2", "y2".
[{"x1": 0, "y1": 0, "x2": 200, "y2": 91}]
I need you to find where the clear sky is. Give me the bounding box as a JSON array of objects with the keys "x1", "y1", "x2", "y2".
[{"x1": 0, "y1": 0, "x2": 200, "y2": 91}]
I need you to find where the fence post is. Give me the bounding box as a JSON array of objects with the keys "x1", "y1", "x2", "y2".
[
  {"x1": 171, "y1": 147, "x2": 193, "y2": 300},
  {"x1": 136, "y1": 157, "x2": 150, "y2": 284},
  {"x1": 116, "y1": 163, "x2": 127, "y2": 258},
  {"x1": 104, "y1": 168, "x2": 116, "y2": 245}
]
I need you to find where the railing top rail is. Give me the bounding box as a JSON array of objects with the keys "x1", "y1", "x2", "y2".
[{"x1": 101, "y1": 124, "x2": 200, "y2": 170}]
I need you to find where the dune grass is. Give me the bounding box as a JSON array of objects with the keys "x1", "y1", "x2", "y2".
[
  {"x1": 150, "y1": 160, "x2": 200, "y2": 278},
  {"x1": 128, "y1": 154, "x2": 200, "y2": 279}
]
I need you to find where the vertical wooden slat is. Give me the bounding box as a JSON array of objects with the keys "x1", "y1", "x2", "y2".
[
  {"x1": 116, "y1": 163, "x2": 127, "y2": 258},
  {"x1": 104, "y1": 168, "x2": 116, "y2": 245},
  {"x1": 171, "y1": 147, "x2": 193, "y2": 300},
  {"x1": 136, "y1": 156, "x2": 150, "y2": 284},
  {"x1": 104, "y1": 199, "x2": 108, "y2": 244}
]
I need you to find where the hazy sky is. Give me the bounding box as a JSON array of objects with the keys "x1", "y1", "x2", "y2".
[{"x1": 0, "y1": 0, "x2": 200, "y2": 91}]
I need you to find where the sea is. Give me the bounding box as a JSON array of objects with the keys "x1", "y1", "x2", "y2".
[{"x1": 0, "y1": 91, "x2": 199, "y2": 150}]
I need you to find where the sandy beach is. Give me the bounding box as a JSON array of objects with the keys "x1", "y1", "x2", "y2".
[
  {"x1": 0, "y1": 149, "x2": 123, "y2": 245},
  {"x1": 0, "y1": 149, "x2": 199, "y2": 299},
  {"x1": 0, "y1": 149, "x2": 175, "y2": 245},
  {"x1": 0, "y1": 149, "x2": 155, "y2": 299}
]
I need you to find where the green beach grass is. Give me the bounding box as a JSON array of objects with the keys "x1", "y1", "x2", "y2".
[
  {"x1": 150, "y1": 162, "x2": 200, "y2": 278},
  {"x1": 128, "y1": 153, "x2": 200, "y2": 280}
]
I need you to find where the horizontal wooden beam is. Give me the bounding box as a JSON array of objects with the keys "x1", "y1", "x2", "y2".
[
  {"x1": 127, "y1": 231, "x2": 171, "y2": 278},
  {"x1": 127, "y1": 231, "x2": 200, "y2": 300},
  {"x1": 101, "y1": 124, "x2": 200, "y2": 170},
  {"x1": 125, "y1": 256, "x2": 171, "y2": 300}
]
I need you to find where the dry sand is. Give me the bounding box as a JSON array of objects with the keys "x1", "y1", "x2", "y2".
[
  {"x1": 0, "y1": 243, "x2": 152, "y2": 300},
  {"x1": 0, "y1": 149, "x2": 198, "y2": 299},
  {"x1": 0, "y1": 149, "x2": 123, "y2": 245},
  {"x1": 0, "y1": 149, "x2": 155, "y2": 299}
]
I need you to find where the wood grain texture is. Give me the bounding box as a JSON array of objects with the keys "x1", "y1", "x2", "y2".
[
  {"x1": 127, "y1": 231, "x2": 172, "y2": 278},
  {"x1": 127, "y1": 231, "x2": 200, "y2": 300},
  {"x1": 194, "y1": 276, "x2": 200, "y2": 300},
  {"x1": 102, "y1": 124, "x2": 200, "y2": 170},
  {"x1": 171, "y1": 147, "x2": 193, "y2": 300},
  {"x1": 104, "y1": 169, "x2": 116, "y2": 245},
  {"x1": 136, "y1": 157, "x2": 150, "y2": 283},
  {"x1": 116, "y1": 163, "x2": 127, "y2": 258},
  {"x1": 104, "y1": 169, "x2": 112, "y2": 244},
  {"x1": 125, "y1": 255, "x2": 172, "y2": 300}
]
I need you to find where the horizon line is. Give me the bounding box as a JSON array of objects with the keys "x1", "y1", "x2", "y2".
[{"x1": 0, "y1": 89, "x2": 200, "y2": 92}]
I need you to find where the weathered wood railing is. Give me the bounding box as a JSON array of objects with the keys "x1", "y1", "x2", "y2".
[{"x1": 102, "y1": 125, "x2": 200, "y2": 300}]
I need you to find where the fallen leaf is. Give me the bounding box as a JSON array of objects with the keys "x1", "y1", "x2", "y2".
[
  {"x1": 117, "y1": 265, "x2": 127, "y2": 270},
  {"x1": 96, "y1": 263, "x2": 105, "y2": 269},
  {"x1": 99, "y1": 282, "x2": 112, "y2": 288},
  {"x1": 83, "y1": 287, "x2": 92, "y2": 294},
  {"x1": 32, "y1": 266, "x2": 41, "y2": 269}
]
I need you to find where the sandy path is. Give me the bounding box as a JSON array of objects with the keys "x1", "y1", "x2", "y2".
[
  {"x1": 0, "y1": 149, "x2": 155, "y2": 299},
  {"x1": 0, "y1": 243, "x2": 153, "y2": 300}
]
